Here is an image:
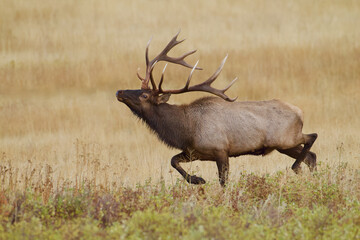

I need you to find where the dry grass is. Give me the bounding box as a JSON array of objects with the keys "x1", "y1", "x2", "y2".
[{"x1": 1, "y1": 0, "x2": 360, "y2": 188}]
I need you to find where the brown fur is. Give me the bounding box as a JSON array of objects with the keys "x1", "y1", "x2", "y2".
[{"x1": 116, "y1": 89, "x2": 317, "y2": 186}]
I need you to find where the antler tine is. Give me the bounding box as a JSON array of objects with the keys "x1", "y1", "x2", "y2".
[
  {"x1": 143, "y1": 38, "x2": 158, "y2": 90},
  {"x1": 139, "y1": 31, "x2": 201, "y2": 90},
  {"x1": 218, "y1": 77, "x2": 238, "y2": 102},
  {"x1": 203, "y1": 55, "x2": 228, "y2": 85},
  {"x1": 190, "y1": 55, "x2": 237, "y2": 101},
  {"x1": 158, "y1": 60, "x2": 199, "y2": 95},
  {"x1": 145, "y1": 37, "x2": 152, "y2": 67},
  {"x1": 152, "y1": 33, "x2": 201, "y2": 70},
  {"x1": 155, "y1": 31, "x2": 183, "y2": 61},
  {"x1": 223, "y1": 77, "x2": 238, "y2": 92},
  {"x1": 185, "y1": 60, "x2": 199, "y2": 89},
  {"x1": 158, "y1": 63, "x2": 168, "y2": 92},
  {"x1": 148, "y1": 61, "x2": 158, "y2": 90},
  {"x1": 158, "y1": 56, "x2": 237, "y2": 102},
  {"x1": 138, "y1": 37, "x2": 154, "y2": 89},
  {"x1": 163, "y1": 50, "x2": 202, "y2": 70},
  {"x1": 137, "y1": 68, "x2": 145, "y2": 81}
]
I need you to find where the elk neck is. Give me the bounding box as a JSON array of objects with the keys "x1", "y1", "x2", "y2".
[{"x1": 141, "y1": 103, "x2": 192, "y2": 150}]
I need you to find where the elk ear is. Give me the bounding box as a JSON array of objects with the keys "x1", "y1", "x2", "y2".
[{"x1": 156, "y1": 93, "x2": 171, "y2": 104}]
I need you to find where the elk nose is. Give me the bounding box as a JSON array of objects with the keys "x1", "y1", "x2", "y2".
[{"x1": 116, "y1": 90, "x2": 123, "y2": 98}]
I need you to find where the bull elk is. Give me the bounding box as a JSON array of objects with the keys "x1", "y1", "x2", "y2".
[{"x1": 116, "y1": 32, "x2": 317, "y2": 186}]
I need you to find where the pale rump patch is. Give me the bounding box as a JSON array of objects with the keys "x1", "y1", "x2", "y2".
[{"x1": 282, "y1": 101, "x2": 304, "y2": 122}]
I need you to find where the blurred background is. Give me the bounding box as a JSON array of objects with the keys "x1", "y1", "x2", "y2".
[{"x1": 1, "y1": 0, "x2": 359, "y2": 187}]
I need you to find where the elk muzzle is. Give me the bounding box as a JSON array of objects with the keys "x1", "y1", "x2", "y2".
[
  {"x1": 116, "y1": 89, "x2": 144, "y2": 103},
  {"x1": 116, "y1": 90, "x2": 124, "y2": 101}
]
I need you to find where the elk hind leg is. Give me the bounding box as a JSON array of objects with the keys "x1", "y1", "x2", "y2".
[
  {"x1": 291, "y1": 133, "x2": 318, "y2": 173},
  {"x1": 171, "y1": 152, "x2": 206, "y2": 184},
  {"x1": 278, "y1": 145, "x2": 317, "y2": 172},
  {"x1": 304, "y1": 151, "x2": 317, "y2": 172}
]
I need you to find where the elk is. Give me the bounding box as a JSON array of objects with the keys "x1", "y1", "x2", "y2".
[{"x1": 116, "y1": 32, "x2": 317, "y2": 186}]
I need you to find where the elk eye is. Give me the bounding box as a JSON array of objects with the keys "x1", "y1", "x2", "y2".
[{"x1": 141, "y1": 94, "x2": 148, "y2": 99}]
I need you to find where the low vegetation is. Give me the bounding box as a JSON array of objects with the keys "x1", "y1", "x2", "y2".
[{"x1": 0, "y1": 162, "x2": 359, "y2": 239}]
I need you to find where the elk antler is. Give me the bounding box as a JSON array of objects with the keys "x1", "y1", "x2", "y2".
[
  {"x1": 137, "y1": 31, "x2": 202, "y2": 90},
  {"x1": 158, "y1": 55, "x2": 238, "y2": 102}
]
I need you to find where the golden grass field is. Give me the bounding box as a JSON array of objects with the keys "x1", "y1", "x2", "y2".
[{"x1": 1, "y1": 0, "x2": 360, "y2": 189}]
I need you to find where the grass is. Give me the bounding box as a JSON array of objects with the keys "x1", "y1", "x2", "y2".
[
  {"x1": 1, "y1": 0, "x2": 360, "y2": 238},
  {"x1": 0, "y1": 163, "x2": 359, "y2": 239}
]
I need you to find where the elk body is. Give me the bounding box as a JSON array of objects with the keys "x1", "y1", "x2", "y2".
[{"x1": 116, "y1": 33, "x2": 317, "y2": 186}]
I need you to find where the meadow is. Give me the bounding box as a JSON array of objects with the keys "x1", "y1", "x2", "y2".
[{"x1": 1, "y1": 0, "x2": 360, "y2": 238}]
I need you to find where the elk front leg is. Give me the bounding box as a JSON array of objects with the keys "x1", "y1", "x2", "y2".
[
  {"x1": 216, "y1": 152, "x2": 229, "y2": 187},
  {"x1": 171, "y1": 152, "x2": 206, "y2": 184}
]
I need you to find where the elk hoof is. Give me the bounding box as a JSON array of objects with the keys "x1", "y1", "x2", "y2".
[
  {"x1": 292, "y1": 166, "x2": 302, "y2": 174},
  {"x1": 188, "y1": 175, "x2": 206, "y2": 184},
  {"x1": 305, "y1": 152, "x2": 317, "y2": 172}
]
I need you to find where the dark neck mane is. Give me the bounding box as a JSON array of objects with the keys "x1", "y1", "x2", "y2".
[{"x1": 139, "y1": 103, "x2": 191, "y2": 150}]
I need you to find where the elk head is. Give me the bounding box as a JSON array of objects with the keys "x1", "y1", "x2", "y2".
[{"x1": 116, "y1": 32, "x2": 237, "y2": 116}]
